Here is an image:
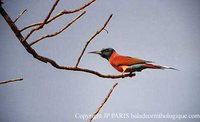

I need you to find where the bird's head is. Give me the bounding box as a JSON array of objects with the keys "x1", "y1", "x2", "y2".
[{"x1": 89, "y1": 48, "x2": 114, "y2": 60}]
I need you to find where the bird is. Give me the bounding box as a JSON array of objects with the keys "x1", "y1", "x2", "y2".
[{"x1": 89, "y1": 48, "x2": 178, "y2": 75}]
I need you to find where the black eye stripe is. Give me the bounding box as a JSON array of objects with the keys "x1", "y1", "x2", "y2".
[{"x1": 106, "y1": 49, "x2": 110, "y2": 52}]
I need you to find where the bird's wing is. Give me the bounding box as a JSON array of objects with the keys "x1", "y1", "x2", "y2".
[{"x1": 113, "y1": 56, "x2": 152, "y2": 66}]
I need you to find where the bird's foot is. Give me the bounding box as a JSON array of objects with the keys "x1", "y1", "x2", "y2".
[
  {"x1": 129, "y1": 72, "x2": 135, "y2": 78},
  {"x1": 121, "y1": 72, "x2": 135, "y2": 78}
]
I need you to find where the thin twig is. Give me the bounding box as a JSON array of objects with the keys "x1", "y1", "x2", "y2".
[
  {"x1": 23, "y1": 0, "x2": 60, "y2": 42},
  {"x1": 103, "y1": 28, "x2": 109, "y2": 34},
  {"x1": 88, "y1": 83, "x2": 118, "y2": 122},
  {"x1": 14, "y1": 9, "x2": 27, "y2": 23},
  {"x1": 30, "y1": 11, "x2": 86, "y2": 46},
  {"x1": 75, "y1": 14, "x2": 113, "y2": 67},
  {"x1": 20, "y1": 0, "x2": 96, "y2": 32},
  {"x1": 0, "y1": 78, "x2": 23, "y2": 85}
]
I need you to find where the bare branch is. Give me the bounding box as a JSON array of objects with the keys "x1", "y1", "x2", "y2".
[
  {"x1": 75, "y1": 14, "x2": 113, "y2": 67},
  {"x1": 0, "y1": 2, "x2": 135, "y2": 79},
  {"x1": 30, "y1": 11, "x2": 86, "y2": 46},
  {"x1": 20, "y1": 0, "x2": 96, "y2": 32},
  {"x1": 40, "y1": 0, "x2": 60, "y2": 28},
  {"x1": 0, "y1": 78, "x2": 23, "y2": 85},
  {"x1": 14, "y1": 9, "x2": 27, "y2": 23},
  {"x1": 88, "y1": 83, "x2": 118, "y2": 122},
  {"x1": 23, "y1": 0, "x2": 60, "y2": 42}
]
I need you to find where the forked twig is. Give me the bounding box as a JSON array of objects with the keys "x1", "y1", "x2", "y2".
[
  {"x1": 23, "y1": 0, "x2": 60, "y2": 42},
  {"x1": 20, "y1": 0, "x2": 96, "y2": 32},
  {"x1": 75, "y1": 14, "x2": 113, "y2": 67},
  {"x1": 30, "y1": 11, "x2": 86, "y2": 46},
  {"x1": 88, "y1": 83, "x2": 118, "y2": 122}
]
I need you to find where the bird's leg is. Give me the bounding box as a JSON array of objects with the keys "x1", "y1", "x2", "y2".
[
  {"x1": 121, "y1": 66, "x2": 128, "y2": 78},
  {"x1": 129, "y1": 72, "x2": 134, "y2": 77}
]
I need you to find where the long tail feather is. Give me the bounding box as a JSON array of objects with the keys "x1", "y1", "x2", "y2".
[
  {"x1": 144, "y1": 64, "x2": 179, "y2": 71},
  {"x1": 161, "y1": 66, "x2": 179, "y2": 71}
]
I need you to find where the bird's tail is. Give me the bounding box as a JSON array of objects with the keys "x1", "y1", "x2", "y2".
[{"x1": 143, "y1": 64, "x2": 179, "y2": 71}]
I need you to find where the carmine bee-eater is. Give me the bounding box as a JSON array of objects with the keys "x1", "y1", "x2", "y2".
[{"x1": 89, "y1": 48, "x2": 177, "y2": 74}]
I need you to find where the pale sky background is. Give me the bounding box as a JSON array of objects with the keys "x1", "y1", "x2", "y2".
[{"x1": 0, "y1": 0, "x2": 200, "y2": 122}]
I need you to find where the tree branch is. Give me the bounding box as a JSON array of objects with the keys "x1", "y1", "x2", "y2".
[
  {"x1": 0, "y1": 78, "x2": 23, "y2": 85},
  {"x1": 75, "y1": 14, "x2": 113, "y2": 67},
  {"x1": 0, "y1": 1, "x2": 135, "y2": 79},
  {"x1": 88, "y1": 83, "x2": 118, "y2": 122},
  {"x1": 20, "y1": 0, "x2": 96, "y2": 32},
  {"x1": 30, "y1": 11, "x2": 86, "y2": 46}
]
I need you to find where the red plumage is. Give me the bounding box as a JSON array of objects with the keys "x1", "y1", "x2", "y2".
[{"x1": 108, "y1": 50, "x2": 176, "y2": 72}]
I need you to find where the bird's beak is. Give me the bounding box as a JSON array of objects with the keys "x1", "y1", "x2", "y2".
[{"x1": 88, "y1": 51, "x2": 102, "y2": 55}]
